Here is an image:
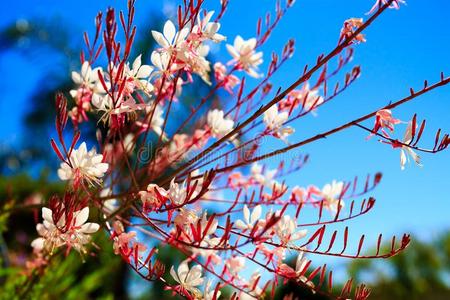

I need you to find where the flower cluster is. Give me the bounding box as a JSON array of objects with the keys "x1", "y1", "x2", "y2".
[
  {"x1": 26, "y1": 0, "x2": 450, "y2": 299},
  {"x1": 32, "y1": 206, "x2": 99, "y2": 255},
  {"x1": 57, "y1": 142, "x2": 108, "y2": 186}
]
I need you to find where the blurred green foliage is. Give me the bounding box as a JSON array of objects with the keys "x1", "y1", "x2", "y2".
[
  {"x1": 0, "y1": 234, "x2": 124, "y2": 300},
  {"x1": 347, "y1": 233, "x2": 450, "y2": 300}
]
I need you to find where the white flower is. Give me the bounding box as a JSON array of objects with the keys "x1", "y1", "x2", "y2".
[
  {"x1": 152, "y1": 16, "x2": 219, "y2": 84},
  {"x1": 70, "y1": 61, "x2": 107, "y2": 104},
  {"x1": 190, "y1": 237, "x2": 221, "y2": 265},
  {"x1": 191, "y1": 239, "x2": 221, "y2": 265},
  {"x1": 151, "y1": 18, "x2": 215, "y2": 84},
  {"x1": 264, "y1": 105, "x2": 294, "y2": 143},
  {"x1": 150, "y1": 51, "x2": 182, "y2": 76},
  {"x1": 207, "y1": 109, "x2": 234, "y2": 138},
  {"x1": 226, "y1": 35, "x2": 263, "y2": 78},
  {"x1": 193, "y1": 11, "x2": 226, "y2": 42},
  {"x1": 91, "y1": 92, "x2": 113, "y2": 112},
  {"x1": 91, "y1": 93, "x2": 147, "y2": 124},
  {"x1": 170, "y1": 260, "x2": 205, "y2": 297},
  {"x1": 321, "y1": 180, "x2": 345, "y2": 213},
  {"x1": 152, "y1": 20, "x2": 189, "y2": 53},
  {"x1": 31, "y1": 206, "x2": 99, "y2": 254},
  {"x1": 294, "y1": 251, "x2": 315, "y2": 289},
  {"x1": 64, "y1": 207, "x2": 100, "y2": 253},
  {"x1": 400, "y1": 121, "x2": 422, "y2": 170},
  {"x1": 126, "y1": 54, "x2": 154, "y2": 93},
  {"x1": 302, "y1": 88, "x2": 324, "y2": 113},
  {"x1": 214, "y1": 62, "x2": 240, "y2": 93},
  {"x1": 189, "y1": 169, "x2": 205, "y2": 198},
  {"x1": 251, "y1": 162, "x2": 277, "y2": 187},
  {"x1": 103, "y1": 200, "x2": 118, "y2": 215},
  {"x1": 31, "y1": 207, "x2": 65, "y2": 252},
  {"x1": 264, "y1": 105, "x2": 288, "y2": 129},
  {"x1": 235, "y1": 204, "x2": 262, "y2": 230},
  {"x1": 168, "y1": 178, "x2": 187, "y2": 205},
  {"x1": 71, "y1": 61, "x2": 101, "y2": 90},
  {"x1": 151, "y1": 51, "x2": 171, "y2": 74},
  {"x1": 57, "y1": 142, "x2": 109, "y2": 185},
  {"x1": 275, "y1": 214, "x2": 307, "y2": 245}
]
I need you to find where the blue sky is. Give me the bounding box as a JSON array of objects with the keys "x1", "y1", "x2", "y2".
[{"x1": 1, "y1": 0, "x2": 449, "y2": 276}]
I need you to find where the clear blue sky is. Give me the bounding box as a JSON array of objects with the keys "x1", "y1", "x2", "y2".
[{"x1": 1, "y1": 0, "x2": 449, "y2": 274}]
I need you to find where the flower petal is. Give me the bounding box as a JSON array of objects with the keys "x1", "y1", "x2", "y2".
[
  {"x1": 151, "y1": 31, "x2": 170, "y2": 48},
  {"x1": 163, "y1": 20, "x2": 176, "y2": 43},
  {"x1": 132, "y1": 54, "x2": 142, "y2": 73},
  {"x1": 251, "y1": 205, "x2": 262, "y2": 224},
  {"x1": 136, "y1": 65, "x2": 153, "y2": 79},
  {"x1": 31, "y1": 237, "x2": 45, "y2": 250},
  {"x1": 75, "y1": 207, "x2": 90, "y2": 226},
  {"x1": 80, "y1": 222, "x2": 100, "y2": 233},
  {"x1": 243, "y1": 205, "x2": 250, "y2": 224},
  {"x1": 42, "y1": 207, "x2": 53, "y2": 224}
]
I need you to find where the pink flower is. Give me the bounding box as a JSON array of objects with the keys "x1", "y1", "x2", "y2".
[
  {"x1": 291, "y1": 185, "x2": 323, "y2": 205},
  {"x1": 339, "y1": 18, "x2": 366, "y2": 44},
  {"x1": 227, "y1": 172, "x2": 249, "y2": 189},
  {"x1": 214, "y1": 62, "x2": 240, "y2": 94},
  {"x1": 370, "y1": 109, "x2": 402, "y2": 138},
  {"x1": 225, "y1": 256, "x2": 246, "y2": 276},
  {"x1": 277, "y1": 251, "x2": 314, "y2": 288},
  {"x1": 112, "y1": 221, "x2": 147, "y2": 262},
  {"x1": 139, "y1": 183, "x2": 168, "y2": 212},
  {"x1": 280, "y1": 83, "x2": 324, "y2": 114}
]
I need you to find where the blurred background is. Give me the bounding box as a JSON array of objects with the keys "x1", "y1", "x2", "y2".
[{"x1": 0, "y1": 0, "x2": 449, "y2": 299}]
